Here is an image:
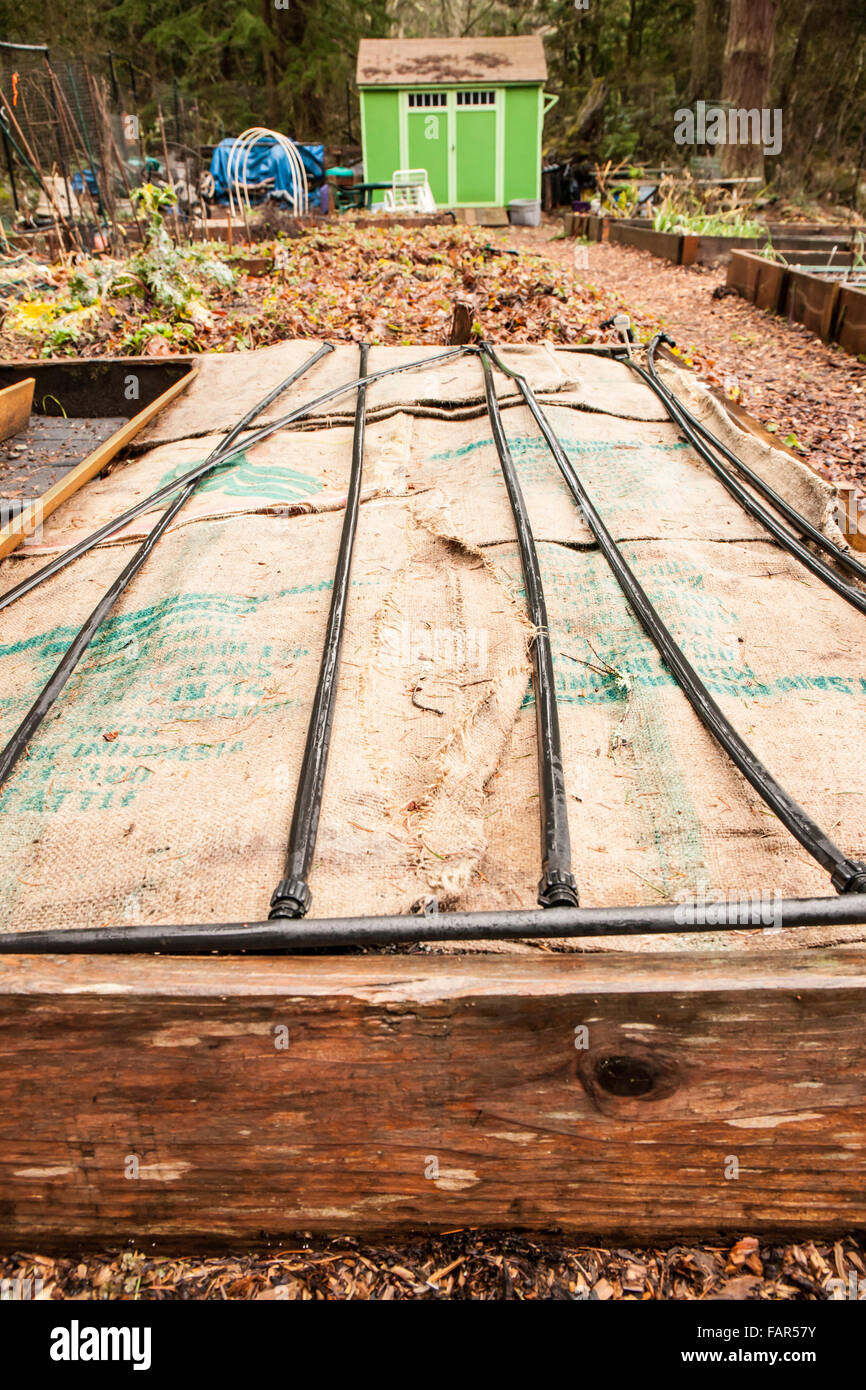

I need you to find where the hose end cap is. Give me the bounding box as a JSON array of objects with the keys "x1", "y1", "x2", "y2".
[
  {"x1": 831, "y1": 860, "x2": 866, "y2": 895},
  {"x1": 538, "y1": 870, "x2": 580, "y2": 909},
  {"x1": 268, "y1": 876, "x2": 312, "y2": 919}
]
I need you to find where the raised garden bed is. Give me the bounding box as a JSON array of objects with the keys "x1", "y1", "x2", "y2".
[
  {"x1": 726, "y1": 249, "x2": 866, "y2": 355},
  {"x1": 787, "y1": 266, "x2": 842, "y2": 341},
  {"x1": 608, "y1": 221, "x2": 685, "y2": 263},
  {"x1": 563, "y1": 212, "x2": 609, "y2": 242},
  {"x1": 833, "y1": 283, "x2": 866, "y2": 357},
  {"x1": 0, "y1": 358, "x2": 195, "y2": 561},
  {"x1": 726, "y1": 250, "x2": 791, "y2": 313},
  {"x1": 1, "y1": 342, "x2": 865, "y2": 1248},
  {"x1": 567, "y1": 212, "x2": 861, "y2": 270}
]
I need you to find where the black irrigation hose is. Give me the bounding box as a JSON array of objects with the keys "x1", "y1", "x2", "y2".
[
  {"x1": 0, "y1": 344, "x2": 473, "y2": 616},
  {"x1": 0, "y1": 342, "x2": 333, "y2": 613},
  {"x1": 0, "y1": 345, "x2": 335, "y2": 795},
  {"x1": 3, "y1": 339, "x2": 864, "y2": 955},
  {"x1": 269, "y1": 344, "x2": 370, "y2": 920},
  {"x1": 4, "y1": 892, "x2": 866, "y2": 953},
  {"x1": 482, "y1": 342, "x2": 866, "y2": 896},
  {"x1": 647, "y1": 334, "x2": 866, "y2": 588},
  {"x1": 629, "y1": 339, "x2": 866, "y2": 618},
  {"x1": 479, "y1": 346, "x2": 579, "y2": 908}
]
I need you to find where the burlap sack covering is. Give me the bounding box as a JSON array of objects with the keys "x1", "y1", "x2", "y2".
[{"x1": 0, "y1": 344, "x2": 863, "y2": 952}]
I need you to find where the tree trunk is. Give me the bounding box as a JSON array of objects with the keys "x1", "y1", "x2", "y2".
[
  {"x1": 261, "y1": 0, "x2": 277, "y2": 130},
  {"x1": 689, "y1": 0, "x2": 717, "y2": 101},
  {"x1": 720, "y1": 0, "x2": 778, "y2": 179}
]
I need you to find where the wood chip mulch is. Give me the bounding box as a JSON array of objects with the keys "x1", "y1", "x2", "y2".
[
  {"x1": 507, "y1": 227, "x2": 866, "y2": 492},
  {"x1": 2, "y1": 1233, "x2": 863, "y2": 1300}
]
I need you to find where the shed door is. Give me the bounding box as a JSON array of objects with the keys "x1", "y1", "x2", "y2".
[
  {"x1": 454, "y1": 90, "x2": 499, "y2": 205},
  {"x1": 406, "y1": 92, "x2": 449, "y2": 207}
]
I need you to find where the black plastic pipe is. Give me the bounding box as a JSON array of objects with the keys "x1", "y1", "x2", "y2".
[
  {"x1": 479, "y1": 346, "x2": 578, "y2": 908},
  {"x1": 482, "y1": 342, "x2": 866, "y2": 897},
  {"x1": 628, "y1": 339, "x2": 866, "y2": 617},
  {"x1": 0, "y1": 343, "x2": 332, "y2": 613},
  {"x1": 0, "y1": 344, "x2": 472, "y2": 616},
  {"x1": 269, "y1": 344, "x2": 370, "y2": 919},
  {"x1": 0, "y1": 345, "x2": 334, "y2": 794},
  {"x1": 3, "y1": 892, "x2": 866, "y2": 953},
  {"x1": 647, "y1": 334, "x2": 866, "y2": 588}
]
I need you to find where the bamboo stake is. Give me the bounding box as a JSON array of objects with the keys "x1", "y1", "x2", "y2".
[
  {"x1": 41, "y1": 59, "x2": 77, "y2": 248},
  {"x1": 82, "y1": 65, "x2": 119, "y2": 250},
  {"x1": 0, "y1": 82, "x2": 75, "y2": 252},
  {"x1": 157, "y1": 104, "x2": 181, "y2": 241},
  {"x1": 16, "y1": 79, "x2": 70, "y2": 253},
  {"x1": 195, "y1": 98, "x2": 206, "y2": 242},
  {"x1": 91, "y1": 79, "x2": 144, "y2": 244},
  {"x1": 46, "y1": 65, "x2": 104, "y2": 247}
]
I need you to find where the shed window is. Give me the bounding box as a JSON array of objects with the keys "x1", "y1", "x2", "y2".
[
  {"x1": 456, "y1": 90, "x2": 496, "y2": 106},
  {"x1": 407, "y1": 92, "x2": 447, "y2": 108}
]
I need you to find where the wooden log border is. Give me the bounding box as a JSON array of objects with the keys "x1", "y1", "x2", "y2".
[{"x1": 1, "y1": 947, "x2": 865, "y2": 1244}]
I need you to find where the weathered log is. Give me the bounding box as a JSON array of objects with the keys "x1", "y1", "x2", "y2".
[
  {"x1": 449, "y1": 299, "x2": 474, "y2": 345},
  {"x1": 1, "y1": 947, "x2": 865, "y2": 1244}
]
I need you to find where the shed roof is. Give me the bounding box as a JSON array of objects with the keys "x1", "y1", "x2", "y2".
[{"x1": 356, "y1": 36, "x2": 547, "y2": 87}]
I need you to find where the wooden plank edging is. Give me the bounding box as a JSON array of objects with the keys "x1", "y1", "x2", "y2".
[
  {"x1": 0, "y1": 366, "x2": 198, "y2": 562},
  {"x1": 0, "y1": 377, "x2": 34, "y2": 443},
  {"x1": 1, "y1": 947, "x2": 865, "y2": 1244}
]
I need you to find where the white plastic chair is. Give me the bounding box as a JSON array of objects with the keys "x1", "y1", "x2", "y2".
[{"x1": 382, "y1": 169, "x2": 436, "y2": 213}]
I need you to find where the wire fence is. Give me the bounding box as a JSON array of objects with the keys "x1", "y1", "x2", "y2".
[{"x1": 0, "y1": 42, "x2": 207, "y2": 251}]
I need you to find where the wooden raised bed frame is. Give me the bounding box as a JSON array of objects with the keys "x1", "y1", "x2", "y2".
[
  {"x1": 2, "y1": 941, "x2": 866, "y2": 1245},
  {"x1": 726, "y1": 250, "x2": 866, "y2": 357},
  {"x1": 1, "y1": 352, "x2": 865, "y2": 1246},
  {"x1": 0, "y1": 358, "x2": 196, "y2": 561}
]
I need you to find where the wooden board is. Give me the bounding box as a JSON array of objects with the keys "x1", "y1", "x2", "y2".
[
  {"x1": 786, "y1": 268, "x2": 841, "y2": 343},
  {"x1": 609, "y1": 221, "x2": 683, "y2": 264},
  {"x1": 0, "y1": 367, "x2": 197, "y2": 562},
  {"x1": 726, "y1": 251, "x2": 790, "y2": 315},
  {"x1": 834, "y1": 284, "x2": 866, "y2": 357},
  {"x1": 680, "y1": 234, "x2": 699, "y2": 266},
  {"x1": 2, "y1": 946, "x2": 866, "y2": 1245},
  {"x1": 0, "y1": 377, "x2": 34, "y2": 444}
]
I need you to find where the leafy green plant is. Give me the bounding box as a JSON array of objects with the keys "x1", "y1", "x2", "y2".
[
  {"x1": 119, "y1": 318, "x2": 198, "y2": 353},
  {"x1": 110, "y1": 184, "x2": 233, "y2": 319},
  {"x1": 653, "y1": 207, "x2": 764, "y2": 237}
]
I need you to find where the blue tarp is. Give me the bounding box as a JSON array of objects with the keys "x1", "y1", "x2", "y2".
[
  {"x1": 208, "y1": 137, "x2": 325, "y2": 205},
  {"x1": 71, "y1": 168, "x2": 100, "y2": 201}
]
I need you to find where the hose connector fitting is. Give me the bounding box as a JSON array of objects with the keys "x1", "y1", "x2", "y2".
[
  {"x1": 831, "y1": 860, "x2": 866, "y2": 895},
  {"x1": 268, "y1": 876, "x2": 312, "y2": 919},
  {"x1": 537, "y1": 869, "x2": 580, "y2": 909}
]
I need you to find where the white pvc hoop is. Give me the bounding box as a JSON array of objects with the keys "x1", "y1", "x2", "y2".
[{"x1": 226, "y1": 127, "x2": 309, "y2": 218}]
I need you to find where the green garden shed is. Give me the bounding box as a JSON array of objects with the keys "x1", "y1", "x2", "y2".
[{"x1": 356, "y1": 36, "x2": 555, "y2": 210}]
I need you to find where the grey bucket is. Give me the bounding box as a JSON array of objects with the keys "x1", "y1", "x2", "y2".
[{"x1": 508, "y1": 198, "x2": 542, "y2": 227}]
